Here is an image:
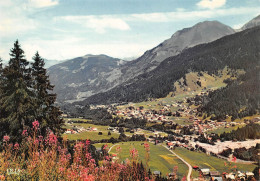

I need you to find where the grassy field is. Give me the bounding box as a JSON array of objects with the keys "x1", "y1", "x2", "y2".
[
  {"x1": 207, "y1": 124, "x2": 246, "y2": 135},
  {"x1": 63, "y1": 123, "x2": 119, "y2": 140},
  {"x1": 174, "y1": 147, "x2": 257, "y2": 177},
  {"x1": 64, "y1": 118, "x2": 91, "y2": 122},
  {"x1": 102, "y1": 142, "x2": 188, "y2": 177},
  {"x1": 170, "y1": 117, "x2": 193, "y2": 125}
]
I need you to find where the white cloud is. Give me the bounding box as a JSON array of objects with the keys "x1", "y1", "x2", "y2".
[
  {"x1": 18, "y1": 38, "x2": 155, "y2": 62},
  {"x1": 59, "y1": 16, "x2": 130, "y2": 33},
  {"x1": 0, "y1": 1, "x2": 37, "y2": 38},
  {"x1": 27, "y1": 0, "x2": 58, "y2": 8},
  {"x1": 128, "y1": 7, "x2": 260, "y2": 22},
  {"x1": 197, "y1": 0, "x2": 226, "y2": 9},
  {"x1": 57, "y1": 6, "x2": 260, "y2": 28},
  {"x1": 0, "y1": 0, "x2": 59, "y2": 39}
]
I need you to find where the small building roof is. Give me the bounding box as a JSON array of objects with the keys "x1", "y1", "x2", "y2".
[
  {"x1": 210, "y1": 171, "x2": 220, "y2": 176},
  {"x1": 153, "y1": 171, "x2": 161, "y2": 175},
  {"x1": 212, "y1": 177, "x2": 223, "y2": 181}
]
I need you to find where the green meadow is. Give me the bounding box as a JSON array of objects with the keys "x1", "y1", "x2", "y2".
[
  {"x1": 174, "y1": 147, "x2": 257, "y2": 177},
  {"x1": 101, "y1": 141, "x2": 189, "y2": 177},
  {"x1": 63, "y1": 123, "x2": 119, "y2": 140}
]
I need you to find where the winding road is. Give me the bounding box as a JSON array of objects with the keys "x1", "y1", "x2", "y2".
[
  {"x1": 108, "y1": 144, "x2": 119, "y2": 153},
  {"x1": 163, "y1": 145, "x2": 192, "y2": 181}
]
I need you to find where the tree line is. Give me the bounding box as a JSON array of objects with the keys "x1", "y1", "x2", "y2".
[
  {"x1": 0, "y1": 40, "x2": 63, "y2": 142},
  {"x1": 219, "y1": 123, "x2": 260, "y2": 141}
]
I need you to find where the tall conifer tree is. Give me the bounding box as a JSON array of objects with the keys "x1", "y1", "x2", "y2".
[
  {"x1": 0, "y1": 40, "x2": 35, "y2": 141},
  {"x1": 31, "y1": 52, "x2": 63, "y2": 135}
]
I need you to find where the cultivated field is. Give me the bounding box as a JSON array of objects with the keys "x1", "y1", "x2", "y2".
[
  {"x1": 101, "y1": 141, "x2": 189, "y2": 177},
  {"x1": 63, "y1": 123, "x2": 120, "y2": 140},
  {"x1": 173, "y1": 147, "x2": 257, "y2": 177}
]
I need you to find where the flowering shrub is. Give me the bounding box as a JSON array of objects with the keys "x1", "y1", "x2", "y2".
[{"x1": 0, "y1": 121, "x2": 154, "y2": 180}]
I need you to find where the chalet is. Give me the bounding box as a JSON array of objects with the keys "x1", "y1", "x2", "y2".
[
  {"x1": 92, "y1": 127, "x2": 97, "y2": 131},
  {"x1": 211, "y1": 177, "x2": 222, "y2": 181},
  {"x1": 246, "y1": 172, "x2": 254, "y2": 178},
  {"x1": 168, "y1": 173, "x2": 175, "y2": 179},
  {"x1": 237, "y1": 172, "x2": 246, "y2": 180},
  {"x1": 210, "y1": 171, "x2": 220, "y2": 177},
  {"x1": 225, "y1": 173, "x2": 235, "y2": 180},
  {"x1": 61, "y1": 113, "x2": 68, "y2": 118},
  {"x1": 153, "y1": 171, "x2": 161, "y2": 177},
  {"x1": 200, "y1": 168, "x2": 210, "y2": 176}
]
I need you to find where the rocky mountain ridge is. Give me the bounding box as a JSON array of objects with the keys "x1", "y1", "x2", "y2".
[{"x1": 48, "y1": 15, "x2": 259, "y2": 104}]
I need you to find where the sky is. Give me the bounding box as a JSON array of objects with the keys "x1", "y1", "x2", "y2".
[{"x1": 1, "y1": 0, "x2": 260, "y2": 67}]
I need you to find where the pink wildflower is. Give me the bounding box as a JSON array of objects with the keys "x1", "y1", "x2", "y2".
[
  {"x1": 85, "y1": 152, "x2": 92, "y2": 161},
  {"x1": 14, "y1": 143, "x2": 19, "y2": 150},
  {"x1": 74, "y1": 142, "x2": 84, "y2": 150},
  {"x1": 34, "y1": 139, "x2": 39, "y2": 145},
  {"x1": 3, "y1": 135, "x2": 10, "y2": 142},
  {"x1": 144, "y1": 142, "x2": 150, "y2": 151},
  {"x1": 22, "y1": 130, "x2": 28, "y2": 136},
  {"x1": 116, "y1": 146, "x2": 121, "y2": 152},
  {"x1": 48, "y1": 133, "x2": 58, "y2": 145},
  {"x1": 130, "y1": 148, "x2": 139, "y2": 160},
  {"x1": 59, "y1": 167, "x2": 65, "y2": 173},
  {"x1": 103, "y1": 144, "x2": 108, "y2": 150},
  {"x1": 38, "y1": 135, "x2": 43, "y2": 141},
  {"x1": 182, "y1": 176, "x2": 187, "y2": 181},
  {"x1": 32, "y1": 120, "x2": 39, "y2": 129},
  {"x1": 86, "y1": 139, "x2": 90, "y2": 146},
  {"x1": 105, "y1": 156, "x2": 110, "y2": 161}
]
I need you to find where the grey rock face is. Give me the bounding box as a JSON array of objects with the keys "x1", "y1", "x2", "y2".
[{"x1": 242, "y1": 15, "x2": 260, "y2": 30}]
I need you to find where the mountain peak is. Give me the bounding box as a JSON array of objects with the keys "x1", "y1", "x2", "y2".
[
  {"x1": 83, "y1": 54, "x2": 109, "y2": 58},
  {"x1": 173, "y1": 20, "x2": 234, "y2": 39},
  {"x1": 242, "y1": 14, "x2": 260, "y2": 30}
]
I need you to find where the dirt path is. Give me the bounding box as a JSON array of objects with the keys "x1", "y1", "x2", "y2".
[
  {"x1": 163, "y1": 146, "x2": 192, "y2": 181},
  {"x1": 108, "y1": 144, "x2": 119, "y2": 153}
]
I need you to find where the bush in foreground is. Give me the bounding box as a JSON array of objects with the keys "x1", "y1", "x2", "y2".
[{"x1": 0, "y1": 121, "x2": 153, "y2": 181}]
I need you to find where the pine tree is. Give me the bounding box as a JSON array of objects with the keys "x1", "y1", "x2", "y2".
[
  {"x1": 0, "y1": 40, "x2": 36, "y2": 141},
  {"x1": 31, "y1": 52, "x2": 63, "y2": 135}
]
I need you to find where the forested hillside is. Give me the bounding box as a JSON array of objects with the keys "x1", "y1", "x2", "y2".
[
  {"x1": 200, "y1": 67, "x2": 259, "y2": 120},
  {"x1": 80, "y1": 26, "x2": 259, "y2": 117}
]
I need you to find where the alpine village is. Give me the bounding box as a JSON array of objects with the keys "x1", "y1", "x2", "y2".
[{"x1": 0, "y1": 1, "x2": 260, "y2": 181}]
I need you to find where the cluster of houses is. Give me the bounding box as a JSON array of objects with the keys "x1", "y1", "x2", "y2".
[
  {"x1": 111, "y1": 100, "x2": 247, "y2": 136},
  {"x1": 112, "y1": 106, "x2": 170, "y2": 123},
  {"x1": 192, "y1": 167, "x2": 255, "y2": 181},
  {"x1": 192, "y1": 119, "x2": 242, "y2": 134},
  {"x1": 64, "y1": 126, "x2": 97, "y2": 134}
]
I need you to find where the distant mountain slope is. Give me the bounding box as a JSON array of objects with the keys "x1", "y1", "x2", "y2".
[
  {"x1": 48, "y1": 54, "x2": 126, "y2": 103},
  {"x1": 82, "y1": 26, "x2": 260, "y2": 106},
  {"x1": 242, "y1": 15, "x2": 260, "y2": 30},
  {"x1": 119, "y1": 21, "x2": 235, "y2": 81},
  {"x1": 49, "y1": 21, "x2": 235, "y2": 103}
]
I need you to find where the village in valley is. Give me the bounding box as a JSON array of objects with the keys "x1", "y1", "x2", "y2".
[{"x1": 63, "y1": 88, "x2": 260, "y2": 180}]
